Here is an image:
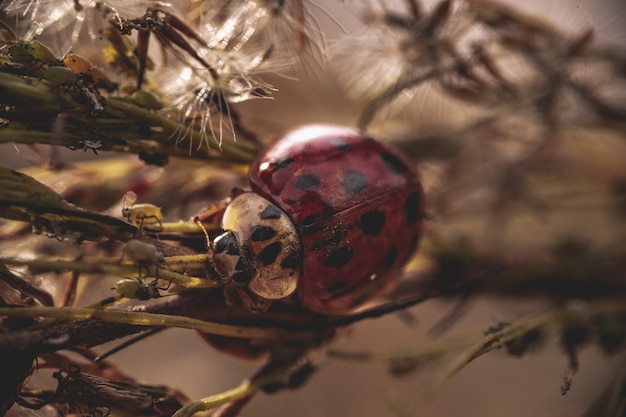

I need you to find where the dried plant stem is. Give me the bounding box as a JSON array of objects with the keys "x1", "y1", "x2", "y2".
[
  {"x1": 0, "y1": 256, "x2": 214, "y2": 289},
  {"x1": 406, "y1": 301, "x2": 626, "y2": 416},
  {"x1": 173, "y1": 381, "x2": 261, "y2": 417},
  {"x1": 173, "y1": 353, "x2": 306, "y2": 417},
  {"x1": 0, "y1": 306, "x2": 318, "y2": 343},
  {"x1": 105, "y1": 99, "x2": 259, "y2": 162}
]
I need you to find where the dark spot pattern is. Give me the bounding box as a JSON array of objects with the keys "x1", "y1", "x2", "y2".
[
  {"x1": 273, "y1": 157, "x2": 294, "y2": 171},
  {"x1": 232, "y1": 257, "x2": 252, "y2": 285},
  {"x1": 326, "y1": 246, "x2": 354, "y2": 268},
  {"x1": 329, "y1": 137, "x2": 351, "y2": 150},
  {"x1": 232, "y1": 270, "x2": 251, "y2": 286},
  {"x1": 342, "y1": 169, "x2": 368, "y2": 195},
  {"x1": 280, "y1": 250, "x2": 302, "y2": 270},
  {"x1": 296, "y1": 173, "x2": 321, "y2": 190},
  {"x1": 405, "y1": 192, "x2": 420, "y2": 224},
  {"x1": 250, "y1": 225, "x2": 277, "y2": 242},
  {"x1": 326, "y1": 280, "x2": 349, "y2": 294},
  {"x1": 259, "y1": 205, "x2": 282, "y2": 220},
  {"x1": 380, "y1": 151, "x2": 408, "y2": 175},
  {"x1": 258, "y1": 241, "x2": 282, "y2": 265},
  {"x1": 360, "y1": 210, "x2": 386, "y2": 236},
  {"x1": 312, "y1": 228, "x2": 343, "y2": 251},
  {"x1": 214, "y1": 232, "x2": 239, "y2": 255},
  {"x1": 384, "y1": 247, "x2": 398, "y2": 269}
]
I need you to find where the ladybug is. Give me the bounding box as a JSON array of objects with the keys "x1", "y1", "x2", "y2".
[{"x1": 211, "y1": 125, "x2": 424, "y2": 315}]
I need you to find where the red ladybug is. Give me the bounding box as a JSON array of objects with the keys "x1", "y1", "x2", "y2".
[{"x1": 211, "y1": 125, "x2": 423, "y2": 315}]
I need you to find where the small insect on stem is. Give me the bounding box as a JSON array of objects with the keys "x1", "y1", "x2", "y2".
[
  {"x1": 63, "y1": 52, "x2": 117, "y2": 92},
  {"x1": 115, "y1": 277, "x2": 172, "y2": 301},
  {"x1": 121, "y1": 191, "x2": 164, "y2": 232},
  {"x1": 121, "y1": 239, "x2": 165, "y2": 279},
  {"x1": 65, "y1": 139, "x2": 103, "y2": 155}
]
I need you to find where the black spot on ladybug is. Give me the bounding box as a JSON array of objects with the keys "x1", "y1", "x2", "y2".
[
  {"x1": 250, "y1": 225, "x2": 277, "y2": 242},
  {"x1": 343, "y1": 169, "x2": 368, "y2": 195},
  {"x1": 258, "y1": 241, "x2": 282, "y2": 265},
  {"x1": 232, "y1": 270, "x2": 251, "y2": 286},
  {"x1": 405, "y1": 192, "x2": 421, "y2": 224},
  {"x1": 360, "y1": 210, "x2": 386, "y2": 236},
  {"x1": 298, "y1": 198, "x2": 335, "y2": 228},
  {"x1": 273, "y1": 156, "x2": 294, "y2": 171},
  {"x1": 214, "y1": 232, "x2": 239, "y2": 255},
  {"x1": 235, "y1": 257, "x2": 249, "y2": 272},
  {"x1": 384, "y1": 247, "x2": 398, "y2": 269},
  {"x1": 312, "y1": 228, "x2": 343, "y2": 251},
  {"x1": 326, "y1": 280, "x2": 349, "y2": 294},
  {"x1": 259, "y1": 205, "x2": 282, "y2": 220},
  {"x1": 330, "y1": 137, "x2": 351, "y2": 151},
  {"x1": 296, "y1": 173, "x2": 321, "y2": 190},
  {"x1": 381, "y1": 151, "x2": 408, "y2": 175},
  {"x1": 280, "y1": 250, "x2": 302, "y2": 270},
  {"x1": 232, "y1": 258, "x2": 252, "y2": 285},
  {"x1": 326, "y1": 246, "x2": 354, "y2": 268}
]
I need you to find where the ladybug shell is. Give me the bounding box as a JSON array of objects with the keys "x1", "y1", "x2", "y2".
[{"x1": 249, "y1": 125, "x2": 423, "y2": 314}]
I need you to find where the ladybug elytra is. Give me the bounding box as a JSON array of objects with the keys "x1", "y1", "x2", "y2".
[{"x1": 211, "y1": 125, "x2": 424, "y2": 315}]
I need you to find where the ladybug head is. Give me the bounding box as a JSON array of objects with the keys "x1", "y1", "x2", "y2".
[{"x1": 211, "y1": 192, "x2": 303, "y2": 300}]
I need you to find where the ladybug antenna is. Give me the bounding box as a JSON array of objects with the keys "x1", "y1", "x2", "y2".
[{"x1": 194, "y1": 216, "x2": 213, "y2": 259}]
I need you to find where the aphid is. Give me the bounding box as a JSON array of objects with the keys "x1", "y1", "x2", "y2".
[
  {"x1": 7, "y1": 40, "x2": 59, "y2": 66},
  {"x1": 41, "y1": 66, "x2": 78, "y2": 87},
  {"x1": 121, "y1": 191, "x2": 164, "y2": 231},
  {"x1": 37, "y1": 62, "x2": 107, "y2": 114},
  {"x1": 207, "y1": 125, "x2": 424, "y2": 314},
  {"x1": 0, "y1": 20, "x2": 60, "y2": 67},
  {"x1": 63, "y1": 52, "x2": 116, "y2": 92},
  {"x1": 121, "y1": 239, "x2": 165, "y2": 278},
  {"x1": 114, "y1": 277, "x2": 171, "y2": 301},
  {"x1": 65, "y1": 139, "x2": 103, "y2": 155},
  {"x1": 129, "y1": 89, "x2": 163, "y2": 110}
]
